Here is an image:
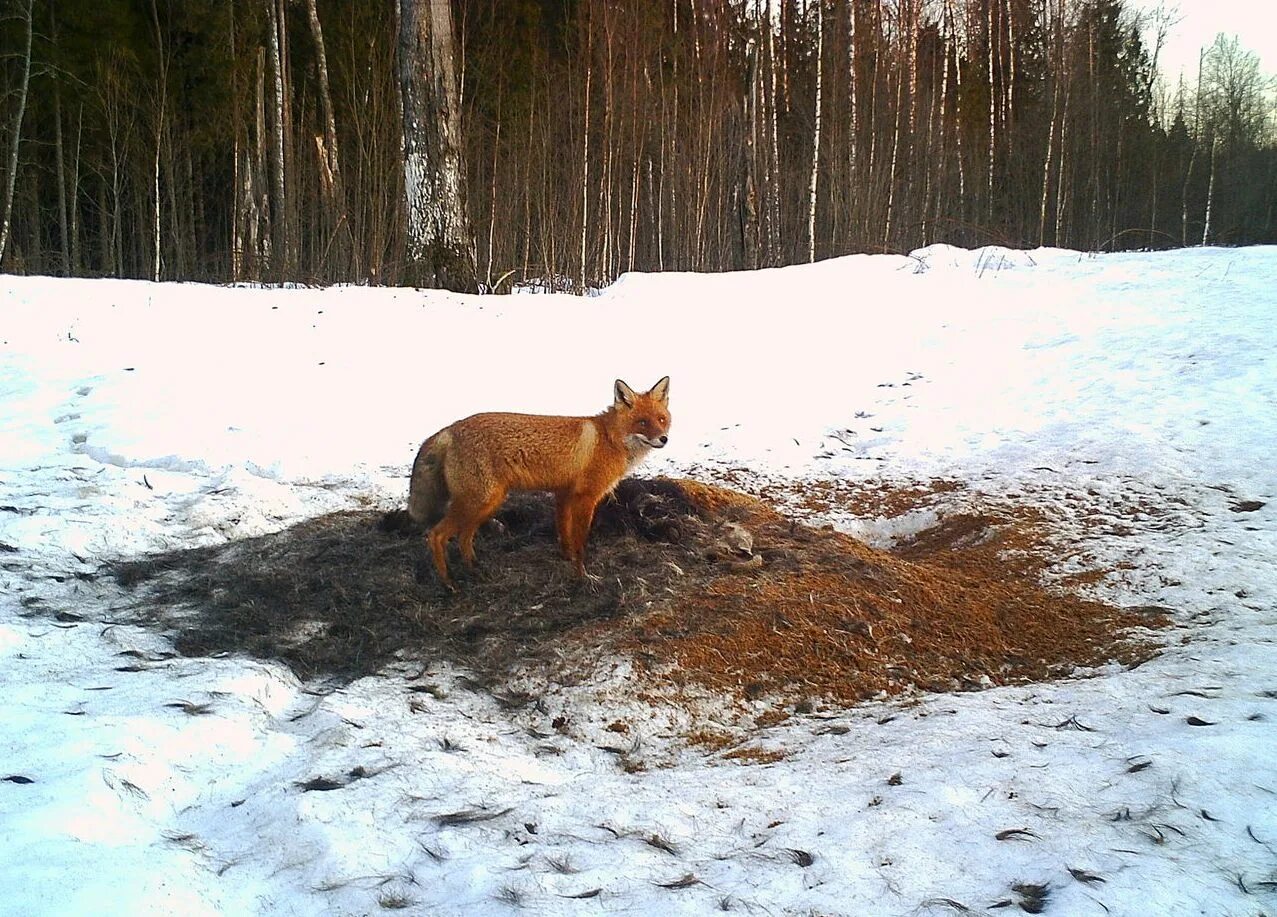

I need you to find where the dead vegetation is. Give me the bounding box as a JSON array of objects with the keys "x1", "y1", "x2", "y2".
[{"x1": 111, "y1": 477, "x2": 1163, "y2": 706}]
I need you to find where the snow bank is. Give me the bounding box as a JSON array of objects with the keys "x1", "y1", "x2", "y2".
[{"x1": 2, "y1": 245, "x2": 1274, "y2": 915}]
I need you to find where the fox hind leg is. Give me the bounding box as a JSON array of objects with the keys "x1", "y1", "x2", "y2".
[
  {"x1": 455, "y1": 488, "x2": 507, "y2": 571},
  {"x1": 426, "y1": 517, "x2": 460, "y2": 590},
  {"x1": 554, "y1": 493, "x2": 574, "y2": 560}
]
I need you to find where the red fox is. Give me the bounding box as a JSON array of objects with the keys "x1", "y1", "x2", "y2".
[{"x1": 402, "y1": 377, "x2": 671, "y2": 589}]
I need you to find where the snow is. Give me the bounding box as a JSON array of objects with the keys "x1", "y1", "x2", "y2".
[{"x1": 3, "y1": 245, "x2": 1276, "y2": 915}]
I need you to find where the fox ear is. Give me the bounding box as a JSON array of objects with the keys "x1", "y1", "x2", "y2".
[
  {"x1": 648, "y1": 376, "x2": 670, "y2": 403},
  {"x1": 614, "y1": 379, "x2": 638, "y2": 407}
]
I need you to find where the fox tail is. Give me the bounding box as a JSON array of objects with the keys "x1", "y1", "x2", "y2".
[
  {"x1": 380, "y1": 432, "x2": 451, "y2": 533},
  {"x1": 407, "y1": 432, "x2": 450, "y2": 527}
]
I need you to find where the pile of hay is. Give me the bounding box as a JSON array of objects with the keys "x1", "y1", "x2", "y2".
[{"x1": 113, "y1": 478, "x2": 1160, "y2": 704}]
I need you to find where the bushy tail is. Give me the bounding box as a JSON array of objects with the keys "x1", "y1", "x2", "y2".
[
  {"x1": 407, "y1": 432, "x2": 450, "y2": 527},
  {"x1": 380, "y1": 432, "x2": 451, "y2": 534}
]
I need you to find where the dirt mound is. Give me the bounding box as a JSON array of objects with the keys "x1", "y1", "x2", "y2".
[{"x1": 112, "y1": 478, "x2": 1161, "y2": 704}]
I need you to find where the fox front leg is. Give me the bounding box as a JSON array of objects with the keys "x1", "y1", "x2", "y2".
[{"x1": 567, "y1": 496, "x2": 603, "y2": 582}]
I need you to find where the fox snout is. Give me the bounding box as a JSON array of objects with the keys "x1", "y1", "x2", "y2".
[{"x1": 642, "y1": 433, "x2": 669, "y2": 448}]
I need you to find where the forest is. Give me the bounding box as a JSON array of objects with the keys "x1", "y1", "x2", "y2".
[{"x1": 1, "y1": 0, "x2": 1274, "y2": 291}]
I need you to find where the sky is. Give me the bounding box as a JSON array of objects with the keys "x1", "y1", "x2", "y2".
[{"x1": 1125, "y1": 0, "x2": 1277, "y2": 81}]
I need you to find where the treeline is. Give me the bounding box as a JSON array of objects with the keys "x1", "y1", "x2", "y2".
[{"x1": 1, "y1": 0, "x2": 1274, "y2": 290}]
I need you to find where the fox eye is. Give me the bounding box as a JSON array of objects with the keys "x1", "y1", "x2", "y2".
[{"x1": 638, "y1": 419, "x2": 649, "y2": 428}]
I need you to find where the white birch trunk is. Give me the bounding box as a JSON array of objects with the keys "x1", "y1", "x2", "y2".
[
  {"x1": 986, "y1": 0, "x2": 996, "y2": 220},
  {"x1": 766, "y1": 0, "x2": 782, "y2": 260},
  {"x1": 1203, "y1": 135, "x2": 1218, "y2": 245},
  {"x1": 580, "y1": 58, "x2": 591, "y2": 291},
  {"x1": 1056, "y1": 85, "x2": 1070, "y2": 244},
  {"x1": 398, "y1": 0, "x2": 475, "y2": 290},
  {"x1": 153, "y1": 134, "x2": 162, "y2": 281},
  {"x1": 883, "y1": 42, "x2": 904, "y2": 249},
  {"x1": 807, "y1": 0, "x2": 823, "y2": 263},
  {"x1": 151, "y1": 0, "x2": 167, "y2": 283},
  {"x1": 1040, "y1": 80, "x2": 1059, "y2": 246},
  {"x1": 946, "y1": 0, "x2": 966, "y2": 214},
  {"x1": 846, "y1": 0, "x2": 858, "y2": 234},
  {"x1": 266, "y1": 0, "x2": 287, "y2": 271},
  {"x1": 0, "y1": 0, "x2": 34, "y2": 265}
]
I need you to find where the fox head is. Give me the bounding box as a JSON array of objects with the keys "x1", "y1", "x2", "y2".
[{"x1": 613, "y1": 376, "x2": 671, "y2": 453}]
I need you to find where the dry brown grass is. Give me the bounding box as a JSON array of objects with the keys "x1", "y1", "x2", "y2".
[
  {"x1": 622, "y1": 484, "x2": 1159, "y2": 704},
  {"x1": 111, "y1": 477, "x2": 1164, "y2": 707},
  {"x1": 721, "y1": 747, "x2": 788, "y2": 765}
]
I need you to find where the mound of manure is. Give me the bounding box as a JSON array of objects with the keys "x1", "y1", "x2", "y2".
[{"x1": 112, "y1": 478, "x2": 1161, "y2": 703}]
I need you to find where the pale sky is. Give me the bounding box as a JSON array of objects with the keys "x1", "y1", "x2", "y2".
[{"x1": 1125, "y1": 0, "x2": 1277, "y2": 82}]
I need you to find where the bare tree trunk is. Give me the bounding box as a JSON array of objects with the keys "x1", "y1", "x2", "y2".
[
  {"x1": 305, "y1": 0, "x2": 341, "y2": 189},
  {"x1": 1148, "y1": 145, "x2": 1159, "y2": 247},
  {"x1": 1182, "y1": 51, "x2": 1204, "y2": 246},
  {"x1": 1055, "y1": 84, "x2": 1070, "y2": 244},
  {"x1": 657, "y1": 18, "x2": 668, "y2": 272},
  {"x1": 152, "y1": 131, "x2": 163, "y2": 281},
  {"x1": 266, "y1": 0, "x2": 288, "y2": 275},
  {"x1": 49, "y1": 5, "x2": 71, "y2": 275},
  {"x1": 233, "y1": 134, "x2": 244, "y2": 279},
  {"x1": 580, "y1": 48, "x2": 592, "y2": 291},
  {"x1": 53, "y1": 87, "x2": 71, "y2": 275},
  {"x1": 627, "y1": 26, "x2": 642, "y2": 274},
  {"x1": 924, "y1": 3, "x2": 946, "y2": 244},
  {"x1": 1005, "y1": 0, "x2": 1015, "y2": 128},
  {"x1": 150, "y1": 0, "x2": 168, "y2": 282},
  {"x1": 741, "y1": 36, "x2": 761, "y2": 269},
  {"x1": 602, "y1": 14, "x2": 615, "y2": 280},
  {"x1": 883, "y1": 29, "x2": 904, "y2": 250},
  {"x1": 932, "y1": 5, "x2": 952, "y2": 240},
  {"x1": 1202, "y1": 134, "x2": 1218, "y2": 245},
  {"x1": 986, "y1": 0, "x2": 997, "y2": 222},
  {"x1": 1040, "y1": 79, "x2": 1059, "y2": 246},
  {"x1": 255, "y1": 47, "x2": 270, "y2": 271},
  {"x1": 765, "y1": 0, "x2": 782, "y2": 263},
  {"x1": 485, "y1": 80, "x2": 501, "y2": 290},
  {"x1": 628, "y1": 147, "x2": 640, "y2": 272},
  {"x1": 397, "y1": 0, "x2": 476, "y2": 291},
  {"x1": 846, "y1": 0, "x2": 858, "y2": 243},
  {"x1": 0, "y1": 0, "x2": 34, "y2": 266},
  {"x1": 1087, "y1": 18, "x2": 1099, "y2": 244},
  {"x1": 1040, "y1": 2, "x2": 1062, "y2": 246},
  {"x1": 97, "y1": 179, "x2": 110, "y2": 273},
  {"x1": 864, "y1": 2, "x2": 882, "y2": 241},
  {"x1": 1180, "y1": 145, "x2": 1197, "y2": 246},
  {"x1": 807, "y1": 0, "x2": 823, "y2": 263},
  {"x1": 69, "y1": 104, "x2": 82, "y2": 273},
  {"x1": 945, "y1": 0, "x2": 966, "y2": 220},
  {"x1": 228, "y1": 2, "x2": 243, "y2": 280}
]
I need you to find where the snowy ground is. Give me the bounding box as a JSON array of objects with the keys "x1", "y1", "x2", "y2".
[{"x1": 2, "y1": 246, "x2": 1275, "y2": 916}]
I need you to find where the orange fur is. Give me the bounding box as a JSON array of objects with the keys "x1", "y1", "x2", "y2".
[{"x1": 406, "y1": 377, "x2": 671, "y2": 589}]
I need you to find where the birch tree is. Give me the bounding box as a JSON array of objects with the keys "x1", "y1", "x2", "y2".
[
  {"x1": 397, "y1": 0, "x2": 475, "y2": 291},
  {"x1": 265, "y1": 0, "x2": 288, "y2": 273},
  {"x1": 807, "y1": 0, "x2": 823, "y2": 262},
  {"x1": 0, "y1": 0, "x2": 33, "y2": 266}
]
